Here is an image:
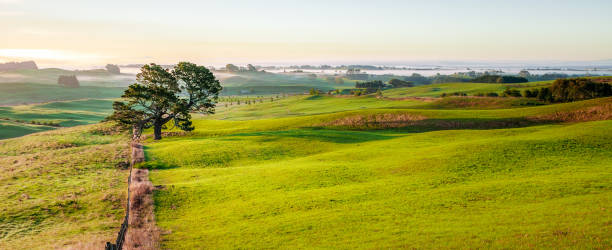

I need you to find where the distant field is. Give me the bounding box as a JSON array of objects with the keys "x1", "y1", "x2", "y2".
[
  {"x1": 143, "y1": 95, "x2": 612, "y2": 249},
  {"x1": 382, "y1": 81, "x2": 552, "y2": 98},
  {"x1": 0, "y1": 120, "x2": 55, "y2": 139},
  {"x1": 0, "y1": 68, "x2": 134, "y2": 87},
  {"x1": 211, "y1": 95, "x2": 423, "y2": 120},
  {"x1": 0, "y1": 83, "x2": 124, "y2": 106},
  {"x1": 0, "y1": 99, "x2": 115, "y2": 139},
  {"x1": 219, "y1": 72, "x2": 345, "y2": 95}
]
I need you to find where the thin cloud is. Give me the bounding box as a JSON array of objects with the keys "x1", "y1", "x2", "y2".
[{"x1": 0, "y1": 49, "x2": 111, "y2": 64}]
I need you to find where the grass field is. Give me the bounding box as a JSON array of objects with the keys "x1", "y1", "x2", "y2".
[
  {"x1": 0, "y1": 68, "x2": 134, "y2": 87},
  {"x1": 1, "y1": 80, "x2": 610, "y2": 249},
  {"x1": 141, "y1": 93, "x2": 612, "y2": 248},
  {"x1": 0, "y1": 99, "x2": 115, "y2": 140},
  {"x1": 0, "y1": 124, "x2": 130, "y2": 249},
  {"x1": 219, "y1": 72, "x2": 344, "y2": 95},
  {"x1": 382, "y1": 81, "x2": 552, "y2": 98},
  {"x1": 0, "y1": 83, "x2": 124, "y2": 106}
]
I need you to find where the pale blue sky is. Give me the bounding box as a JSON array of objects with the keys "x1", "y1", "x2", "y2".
[{"x1": 1, "y1": 0, "x2": 611, "y2": 66}]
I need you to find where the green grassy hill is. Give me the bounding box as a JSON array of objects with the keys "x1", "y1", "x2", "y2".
[
  {"x1": 141, "y1": 95, "x2": 611, "y2": 248},
  {"x1": 0, "y1": 124, "x2": 130, "y2": 249},
  {"x1": 1, "y1": 80, "x2": 610, "y2": 249}
]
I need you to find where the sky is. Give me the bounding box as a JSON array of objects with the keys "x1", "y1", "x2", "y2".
[{"x1": 1, "y1": 0, "x2": 611, "y2": 67}]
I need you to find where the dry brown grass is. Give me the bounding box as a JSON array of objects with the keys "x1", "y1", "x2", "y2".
[
  {"x1": 321, "y1": 113, "x2": 532, "y2": 130},
  {"x1": 322, "y1": 113, "x2": 427, "y2": 129},
  {"x1": 530, "y1": 103, "x2": 612, "y2": 123}
]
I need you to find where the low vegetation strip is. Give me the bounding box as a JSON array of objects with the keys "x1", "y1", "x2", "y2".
[
  {"x1": 530, "y1": 103, "x2": 612, "y2": 123},
  {"x1": 105, "y1": 142, "x2": 153, "y2": 250},
  {"x1": 321, "y1": 113, "x2": 427, "y2": 128},
  {"x1": 125, "y1": 168, "x2": 159, "y2": 250},
  {"x1": 319, "y1": 113, "x2": 532, "y2": 130}
]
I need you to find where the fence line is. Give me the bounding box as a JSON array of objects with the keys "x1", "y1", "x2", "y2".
[{"x1": 106, "y1": 142, "x2": 143, "y2": 250}]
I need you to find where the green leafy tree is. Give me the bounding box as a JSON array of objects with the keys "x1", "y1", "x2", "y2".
[{"x1": 107, "y1": 62, "x2": 222, "y2": 140}]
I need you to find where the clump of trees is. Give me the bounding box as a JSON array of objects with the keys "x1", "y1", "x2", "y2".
[
  {"x1": 388, "y1": 79, "x2": 414, "y2": 88},
  {"x1": 474, "y1": 92, "x2": 499, "y2": 97},
  {"x1": 440, "y1": 92, "x2": 467, "y2": 97},
  {"x1": 309, "y1": 88, "x2": 322, "y2": 96},
  {"x1": 355, "y1": 80, "x2": 385, "y2": 89},
  {"x1": 105, "y1": 64, "x2": 121, "y2": 74},
  {"x1": 472, "y1": 75, "x2": 528, "y2": 83},
  {"x1": 502, "y1": 88, "x2": 522, "y2": 97},
  {"x1": 225, "y1": 64, "x2": 240, "y2": 72},
  {"x1": 58, "y1": 75, "x2": 80, "y2": 88},
  {"x1": 355, "y1": 79, "x2": 414, "y2": 89},
  {"x1": 107, "y1": 62, "x2": 222, "y2": 140},
  {"x1": 404, "y1": 73, "x2": 431, "y2": 85},
  {"x1": 504, "y1": 78, "x2": 611, "y2": 102}
]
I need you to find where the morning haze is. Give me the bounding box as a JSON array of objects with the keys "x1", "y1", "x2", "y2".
[{"x1": 0, "y1": 0, "x2": 611, "y2": 249}]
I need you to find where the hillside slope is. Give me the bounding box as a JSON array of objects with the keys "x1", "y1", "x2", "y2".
[
  {"x1": 0, "y1": 124, "x2": 130, "y2": 249},
  {"x1": 144, "y1": 96, "x2": 612, "y2": 249}
]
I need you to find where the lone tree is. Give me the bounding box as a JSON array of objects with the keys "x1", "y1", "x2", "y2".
[{"x1": 107, "y1": 62, "x2": 222, "y2": 140}]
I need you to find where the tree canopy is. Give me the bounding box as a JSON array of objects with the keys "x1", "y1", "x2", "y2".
[
  {"x1": 388, "y1": 78, "x2": 414, "y2": 88},
  {"x1": 107, "y1": 62, "x2": 222, "y2": 140}
]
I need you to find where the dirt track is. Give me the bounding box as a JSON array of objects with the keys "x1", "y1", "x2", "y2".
[{"x1": 125, "y1": 143, "x2": 160, "y2": 250}]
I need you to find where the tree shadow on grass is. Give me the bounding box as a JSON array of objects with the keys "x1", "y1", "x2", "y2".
[
  {"x1": 226, "y1": 128, "x2": 398, "y2": 144},
  {"x1": 136, "y1": 161, "x2": 179, "y2": 170},
  {"x1": 140, "y1": 145, "x2": 179, "y2": 170}
]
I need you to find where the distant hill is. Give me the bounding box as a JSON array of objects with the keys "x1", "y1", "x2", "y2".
[{"x1": 0, "y1": 61, "x2": 38, "y2": 71}]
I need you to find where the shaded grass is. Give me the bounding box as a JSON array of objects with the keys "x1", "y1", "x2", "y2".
[
  {"x1": 0, "y1": 99, "x2": 114, "y2": 139},
  {"x1": 0, "y1": 120, "x2": 55, "y2": 139}
]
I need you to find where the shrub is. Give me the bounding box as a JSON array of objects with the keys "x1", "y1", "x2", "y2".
[
  {"x1": 522, "y1": 89, "x2": 539, "y2": 98},
  {"x1": 486, "y1": 92, "x2": 499, "y2": 97},
  {"x1": 502, "y1": 88, "x2": 522, "y2": 97}
]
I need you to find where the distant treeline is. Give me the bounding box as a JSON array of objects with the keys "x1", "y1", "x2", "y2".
[
  {"x1": 505, "y1": 78, "x2": 612, "y2": 102},
  {"x1": 355, "y1": 79, "x2": 414, "y2": 90},
  {"x1": 0, "y1": 60, "x2": 38, "y2": 71},
  {"x1": 472, "y1": 75, "x2": 528, "y2": 83}
]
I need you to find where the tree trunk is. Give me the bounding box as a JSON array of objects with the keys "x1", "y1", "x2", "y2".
[
  {"x1": 153, "y1": 123, "x2": 162, "y2": 140},
  {"x1": 132, "y1": 125, "x2": 141, "y2": 141}
]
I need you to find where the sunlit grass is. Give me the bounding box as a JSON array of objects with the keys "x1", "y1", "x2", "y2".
[
  {"x1": 144, "y1": 93, "x2": 612, "y2": 249},
  {"x1": 0, "y1": 123, "x2": 130, "y2": 249}
]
